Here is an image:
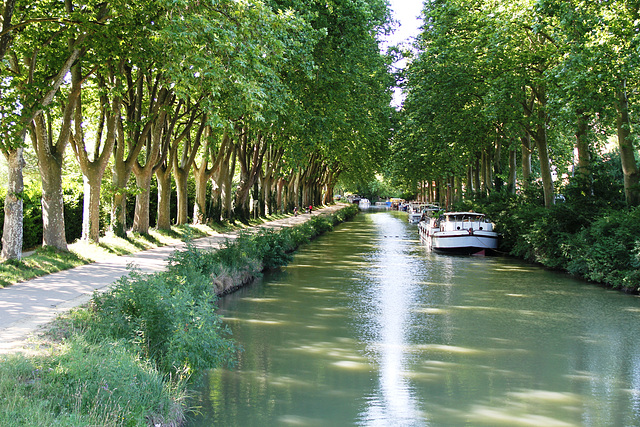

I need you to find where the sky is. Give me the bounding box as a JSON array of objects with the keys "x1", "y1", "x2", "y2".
[
  {"x1": 384, "y1": 0, "x2": 424, "y2": 49},
  {"x1": 383, "y1": 0, "x2": 424, "y2": 108}
]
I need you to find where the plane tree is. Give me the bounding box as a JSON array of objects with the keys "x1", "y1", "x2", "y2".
[
  {"x1": 391, "y1": 0, "x2": 493, "y2": 201},
  {"x1": 280, "y1": 0, "x2": 394, "y2": 206},
  {"x1": 0, "y1": 0, "x2": 109, "y2": 257},
  {"x1": 537, "y1": 0, "x2": 640, "y2": 205},
  {"x1": 395, "y1": 0, "x2": 574, "y2": 207}
]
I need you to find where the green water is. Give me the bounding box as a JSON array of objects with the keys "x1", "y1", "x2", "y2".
[{"x1": 189, "y1": 210, "x2": 640, "y2": 426}]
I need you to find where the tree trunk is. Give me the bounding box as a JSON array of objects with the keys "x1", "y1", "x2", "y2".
[
  {"x1": 31, "y1": 94, "x2": 77, "y2": 251},
  {"x1": 111, "y1": 160, "x2": 130, "y2": 238},
  {"x1": 466, "y1": 165, "x2": 473, "y2": 196},
  {"x1": 521, "y1": 134, "x2": 532, "y2": 188},
  {"x1": 131, "y1": 88, "x2": 168, "y2": 234},
  {"x1": 2, "y1": 147, "x2": 24, "y2": 260},
  {"x1": 193, "y1": 161, "x2": 209, "y2": 224},
  {"x1": 481, "y1": 151, "x2": 489, "y2": 195},
  {"x1": 221, "y1": 149, "x2": 235, "y2": 221},
  {"x1": 39, "y1": 157, "x2": 67, "y2": 250},
  {"x1": 82, "y1": 170, "x2": 102, "y2": 241},
  {"x1": 454, "y1": 176, "x2": 462, "y2": 203},
  {"x1": 233, "y1": 180, "x2": 251, "y2": 221},
  {"x1": 71, "y1": 70, "x2": 120, "y2": 243},
  {"x1": 575, "y1": 111, "x2": 592, "y2": 195},
  {"x1": 507, "y1": 149, "x2": 517, "y2": 194},
  {"x1": 277, "y1": 178, "x2": 285, "y2": 213},
  {"x1": 288, "y1": 172, "x2": 299, "y2": 211},
  {"x1": 132, "y1": 168, "x2": 153, "y2": 234},
  {"x1": 493, "y1": 135, "x2": 503, "y2": 191},
  {"x1": 473, "y1": 158, "x2": 481, "y2": 196},
  {"x1": 175, "y1": 166, "x2": 189, "y2": 225},
  {"x1": 233, "y1": 130, "x2": 267, "y2": 222},
  {"x1": 156, "y1": 171, "x2": 172, "y2": 230},
  {"x1": 257, "y1": 177, "x2": 265, "y2": 217},
  {"x1": 172, "y1": 120, "x2": 205, "y2": 225},
  {"x1": 534, "y1": 114, "x2": 555, "y2": 207},
  {"x1": 615, "y1": 85, "x2": 640, "y2": 206}
]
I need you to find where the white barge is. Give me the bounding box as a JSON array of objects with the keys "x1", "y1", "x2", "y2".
[{"x1": 418, "y1": 212, "x2": 498, "y2": 255}]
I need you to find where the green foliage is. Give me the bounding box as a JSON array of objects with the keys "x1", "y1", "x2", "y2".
[
  {"x1": 91, "y1": 267, "x2": 236, "y2": 376},
  {"x1": 307, "y1": 215, "x2": 334, "y2": 235},
  {"x1": 391, "y1": 0, "x2": 638, "y2": 209},
  {"x1": 564, "y1": 208, "x2": 640, "y2": 291}
]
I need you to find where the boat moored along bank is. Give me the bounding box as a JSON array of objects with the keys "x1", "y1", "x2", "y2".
[{"x1": 418, "y1": 212, "x2": 498, "y2": 255}]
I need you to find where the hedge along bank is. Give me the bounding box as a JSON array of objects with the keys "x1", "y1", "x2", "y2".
[{"x1": 0, "y1": 204, "x2": 359, "y2": 427}]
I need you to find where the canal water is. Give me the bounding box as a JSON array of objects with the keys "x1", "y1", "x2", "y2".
[{"x1": 189, "y1": 210, "x2": 640, "y2": 426}]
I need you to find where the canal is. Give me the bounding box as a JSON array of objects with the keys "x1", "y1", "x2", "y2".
[{"x1": 189, "y1": 210, "x2": 640, "y2": 426}]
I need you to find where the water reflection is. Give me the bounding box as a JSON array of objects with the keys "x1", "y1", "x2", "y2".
[
  {"x1": 355, "y1": 213, "x2": 424, "y2": 426},
  {"x1": 189, "y1": 211, "x2": 640, "y2": 426}
]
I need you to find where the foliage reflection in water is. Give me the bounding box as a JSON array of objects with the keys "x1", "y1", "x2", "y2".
[{"x1": 189, "y1": 211, "x2": 640, "y2": 426}]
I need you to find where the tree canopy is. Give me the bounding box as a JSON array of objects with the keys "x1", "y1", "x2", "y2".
[
  {"x1": 0, "y1": 0, "x2": 394, "y2": 257},
  {"x1": 390, "y1": 0, "x2": 638, "y2": 208}
]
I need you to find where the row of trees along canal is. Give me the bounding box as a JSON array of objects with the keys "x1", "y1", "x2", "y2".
[
  {"x1": 389, "y1": 0, "x2": 639, "y2": 209},
  {"x1": 0, "y1": 0, "x2": 395, "y2": 260}
]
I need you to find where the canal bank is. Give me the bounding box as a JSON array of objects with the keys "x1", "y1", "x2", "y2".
[
  {"x1": 0, "y1": 204, "x2": 357, "y2": 427},
  {"x1": 190, "y1": 209, "x2": 640, "y2": 426},
  {"x1": 0, "y1": 204, "x2": 349, "y2": 355}
]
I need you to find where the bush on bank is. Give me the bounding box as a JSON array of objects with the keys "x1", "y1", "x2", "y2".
[
  {"x1": 458, "y1": 184, "x2": 640, "y2": 292},
  {"x1": 0, "y1": 204, "x2": 358, "y2": 426}
]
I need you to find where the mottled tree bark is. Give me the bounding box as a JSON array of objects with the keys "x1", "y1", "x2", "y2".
[
  {"x1": 132, "y1": 170, "x2": 153, "y2": 233},
  {"x1": 31, "y1": 84, "x2": 79, "y2": 251},
  {"x1": 155, "y1": 171, "x2": 173, "y2": 230},
  {"x1": 1, "y1": 147, "x2": 24, "y2": 260},
  {"x1": 533, "y1": 105, "x2": 555, "y2": 207},
  {"x1": 615, "y1": 84, "x2": 640, "y2": 206},
  {"x1": 82, "y1": 171, "x2": 103, "y2": 242},
  {"x1": 233, "y1": 129, "x2": 267, "y2": 221},
  {"x1": 173, "y1": 119, "x2": 204, "y2": 225},
  {"x1": 521, "y1": 134, "x2": 532, "y2": 188},
  {"x1": 131, "y1": 88, "x2": 170, "y2": 234},
  {"x1": 72, "y1": 75, "x2": 120, "y2": 243}
]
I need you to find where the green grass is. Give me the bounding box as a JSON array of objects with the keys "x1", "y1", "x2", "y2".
[
  {"x1": 0, "y1": 247, "x2": 90, "y2": 288},
  {"x1": 0, "y1": 333, "x2": 186, "y2": 426}
]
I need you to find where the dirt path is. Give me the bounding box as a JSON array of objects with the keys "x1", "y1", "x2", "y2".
[{"x1": 0, "y1": 205, "x2": 346, "y2": 355}]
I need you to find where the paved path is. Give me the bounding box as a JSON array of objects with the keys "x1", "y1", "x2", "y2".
[{"x1": 0, "y1": 205, "x2": 346, "y2": 354}]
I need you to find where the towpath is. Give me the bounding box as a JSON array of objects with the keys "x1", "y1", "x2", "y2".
[{"x1": 0, "y1": 204, "x2": 346, "y2": 355}]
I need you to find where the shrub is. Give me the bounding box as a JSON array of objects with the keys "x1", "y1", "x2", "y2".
[
  {"x1": 92, "y1": 267, "x2": 236, "y2": 376},
  {"x1": 564, "y1": 208, "x2": 640, "y2": 291},
  {"x1": 309, "y1": 215, "x2": 334, "y2": 234}
]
